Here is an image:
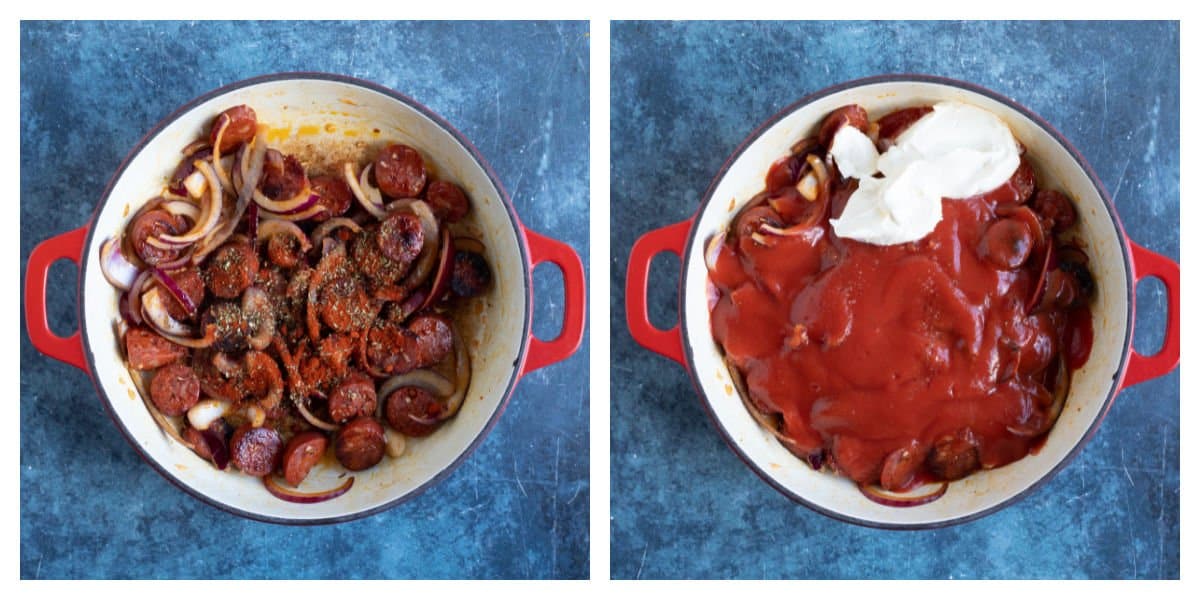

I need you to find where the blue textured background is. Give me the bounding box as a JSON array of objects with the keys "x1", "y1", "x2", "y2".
[
  {"x1": 20, "y1": 21, "x2": 589, "y2": 579},
  {"x1": 610, "y1": 21, "x2": 1179, "y2": 579}
]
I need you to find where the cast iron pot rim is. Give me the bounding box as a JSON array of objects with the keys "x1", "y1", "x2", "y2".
[
  {"x1": 76, "y1": 71, "x2": 532, "y2": 526},
  {"x1": 677, "y1": 73, "x2": 1134, "y2": 530}
]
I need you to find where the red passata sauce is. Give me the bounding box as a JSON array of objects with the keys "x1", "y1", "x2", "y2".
[{"x1": 707, "y1": 105, "x2": 1094, "y2": 492}]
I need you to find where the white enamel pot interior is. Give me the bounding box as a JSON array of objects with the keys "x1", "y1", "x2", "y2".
[
  {"x1": 39, "y1": 74, "x2": 559, "y2": 524},
  {"x1": 629, "y1": 75, "x2": 1171, "y2": 529}
]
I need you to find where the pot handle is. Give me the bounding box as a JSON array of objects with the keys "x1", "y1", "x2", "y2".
[
  {"x1": 625, "y1": 218, "x2": 692, "y2": 366},
  {"x1": 1120, "y1": 242, "x2": 1180, "y2": 389},
  {"x1": 520, "y1": 227, "x2": 587, "y2": 376},
  {"x1": 24, "y1": 226, "x2": 89, "y2": 372}
]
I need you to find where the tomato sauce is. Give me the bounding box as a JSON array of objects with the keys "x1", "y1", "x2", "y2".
[{"x1": 707, "y1": 107, "x2": 1094, "y2": 491}]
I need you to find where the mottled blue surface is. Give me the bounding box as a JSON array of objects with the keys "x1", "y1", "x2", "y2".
[
  {"x1": 611, "y1": 21, "x2": 1179, "y2": 579},
  {"x1": 20, "y1": 21, "x2": 589, "y2": 579}
]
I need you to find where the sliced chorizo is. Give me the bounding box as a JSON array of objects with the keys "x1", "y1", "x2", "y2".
[
  {"x1": 377, "y1": 212, "x2": 425, "y2": 264},
  {"x1": 129, "y1": 209, "x2": 185, "y2": 266},
  {"x1": 259, "y1": 149, "x2": 308, "y2": 201},
  {"x1": 926, "y1": 429, "x2": 981, "y2": 481},
  {"x1": 282, "y1": 431, "x2": 327, "y2": 487},
  {"x1": 978, "y1": 218, "x2": 1034, "y2": 270},
  {"x1": 200, "y1": 301, "x2": 251, "y2": 354},
  {"x1": 310, "y1": 175, "x2": 353, "y2": 221},
  {"x1": 374, "y1": 144, "x2": 426, "y2": 199},
  {"x1": 266, "y1": 233, "x2": 304, "y2": 269},
  {"x1": 385, "y1": 386, "x2": 444, "y2": 437},
  {"x1": 205, "y1": 242, "x2": 260, "y2": 299},
  {"x1": 1032, "y1": 189, "x2": 1077, "y2": 233},
  {"x1": 157, "y1": 266, "x2": 206, "y2": 321},
  {"x1": 182, "y1": 426, "x2": 214, "y2": 461},
  {"x1": 366, "y1": 314, "x2": 454, "y2": 375},
  {"x1": 209, "y1": 105, "x2": 258, "y2": 153},
  {"x1": 229, "y1": 425, "x2": 283, "y2": 477},
  {"x1": 124, "y1": 327, "x2": 188, "y2": 370},
  {"x1": 876, "y1": 105, "x2": 933, "y2": 148},
  {"x1": 450, "y1": 251, "x2": 491, "y2": 297},
  {"x1": 817, "y1": 104, "x2": 870, "y2": 148},
  {"x1": 334, "y1": 416, "x2": 386, "y2": 471},
  {"x1": 425, "y1": 180, "x2": 470, "y2": 222},
  {"x1": 149, "y1": 362, "x2": 201, "y2": 417},
  {"x1": 328, "y1": 372, "x2": 377, "y2": 423},
  {"x1": 318, "y1": 276, "x2": 371, "y2": 332},
  {"x1": 350, "y1": 228, "x2": 409, "y2": 285}
]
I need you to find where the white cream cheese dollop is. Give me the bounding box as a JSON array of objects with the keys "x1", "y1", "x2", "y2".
[{"x1": 827, "y1": 101, "x2": 1021, "y2": 245}]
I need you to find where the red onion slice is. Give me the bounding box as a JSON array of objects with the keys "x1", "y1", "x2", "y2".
[
  {"x1": 1025, "y1": 243, "x2": 1056, "y2": 314},
  {"x1": 310, "y1": 217, "x2": 362, "y2": 248},
  {"x1": 262, "y1": 202, "x2": 328, "y2": 222},
  {"x1": 704, "y1": 233, "x2": 725, "y2": 273},
  {"x1": 263, "y1": 475, "x2": 354, "y2": 504},
  {"x1": 442, "y1": 323, "x2": 471, "y2": 419},
  {"x1": 858, "y1": 481, "x2": 949, "y2": 508},
  {"x1": 141, "y1": 287, "x2": 194, "y2": 336},
  {"x1": 200, "y1": 428, "x2": 230, "y2": 471},
  {"x1": 157, "y1": 160, "x2": 223, "y2": 245},
  {"x1": 258, "y1": 219, "x2": 313, "y2": 253},
  {"x1": 183, "y1": 169, "x2": 208, "y2": 199},
  {"x1": 180, "y1": 138, "x2": 212, "y2": 157},
  {"x1": 246, "y1": 202, "x2": 259, "y2": 245},
  {"x1": 378, "y1": 370, "x2": 455, "y2": 400},
  {"x1": 295, "y1": 396, "x2": 338, "y2": 432},
  {"x1": 453, "y1": 236, "x2": 486, "y2": 255},
  {"x1": 253, "y1": 188, "x2": 318, "y2": 214},
  {"x1": 344, "y1": 162, "x2": 387, "y2": 219},
  {"x1": 187, "y1": 399, "x2": 232, "y2": 430},
  {"x1": 191, "y1": 129, "x2": 268, "y2": 263},
  {"x1": 162, "y1": 200, "x2": 201, "y2": 222},
  {"x1": 100, "y1": 237, "x2": 140, "y2": 290},
  {"x1": 151, "y1": 267, "x2": 198, "y2": 317},
  {"x1": 417, "y1": 227, "x2": 454, "y2": 312}
]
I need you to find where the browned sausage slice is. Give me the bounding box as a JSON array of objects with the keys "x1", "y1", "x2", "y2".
[
  {"x1": 310, "y1": 175, "x2": 353, "y2": 221},
  {"x1": 328, "y1": 372, "x2": 377, "y2": 424},
  {"x1": 282, "y1": 431, "x2": 328, "y2": 486},
  {"x1": 149, "y1": 363, "x2": 201, "y2": 416},
  {"x1": 183, "y1": 426, "x2": 214, "y2": 461},
  {"x1": 318, "y1": 276, "x2": 370, "y2": 333},
  {"x1": 926, "y1": 429, "x2": 981, "y2": 481},
  {"x1": 1032, "y1": 190, "x2": 1077, "y2": 233},
  {"x1": 425, "y1": 180, "x2": 470, "y2": 222},
  {"x1": 266, "y1": 233, "x2": 303, "y2": 269},
  {"x1": 374, "y1": 144, "x2": 426, "y2": 199},
  {"x1": 259, "y1": 149, "x2": 309, "y2": 201},
  {"x1": 450, "y1": 251, "x2": 491, "y2": 298},
  {"x1": 817, "y1": 104, "x2": 870, "y2": 148},
  {"x1": 129, "y1": 209, "x2": 185, "y2": 266},
  {"x1": 377, "y1": 212, "x2": 425, "y2": 264},
  {"x1": 978, "y1": 218, "x2": 1034, "y2": 270},
  {"x1": 876, "y1": 106, "x2": 933, "y2": 148},
  {"x1": 334, "y1": 417, "x2": 386, "y2": 471},
  {"x1": 205, "y1": 242, "x2": 260, "y2": 299},
  {"x1": 210, "y1": 105, "x2": 258, "y2": 153},
  {"x1": 366, "y1": 314, "x2": 454, "y2": 375},
  {"x1": 230, "y1": 425, "x2": 283, "y2": 476},
  {"x1": 350, "y1": 228, "x2": 409, "y2": 285},
  {"x1": 200, "y1": 301, "x2": 251, "y2": 354},
  {"x1": 124, "y1": 327, "x2": 188, "y2": 370},
  {"x1": 385, "y1": 386, "x2": 444, "y2": 437}
]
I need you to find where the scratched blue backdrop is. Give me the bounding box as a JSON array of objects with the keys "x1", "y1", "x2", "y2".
[
  {"x1": 20, "y1": 21, "x2": 589, "y2": 579},
  {"x1": 610, "y1": 21, "x2": 1179, "y2": 579}
]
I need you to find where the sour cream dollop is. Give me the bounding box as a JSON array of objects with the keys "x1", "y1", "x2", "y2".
[{"x1": 827, "y1": 101, "x2": 1021, "y2": 245}]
